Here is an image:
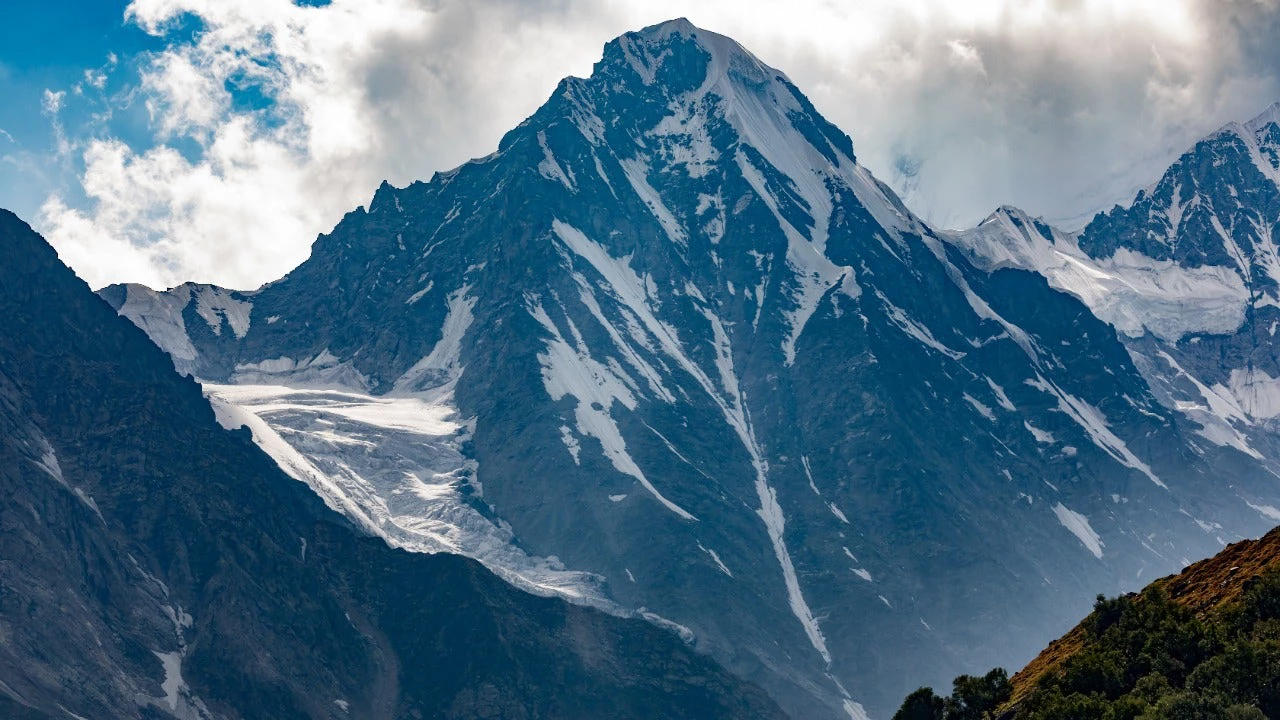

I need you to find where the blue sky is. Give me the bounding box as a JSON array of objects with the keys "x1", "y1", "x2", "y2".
[
  {"x1": 0, "y1": 1, "x2": 148, "y2": 217},
  {"x1": 4, "y1": 1, "x2": 1279, "y2": 290}
]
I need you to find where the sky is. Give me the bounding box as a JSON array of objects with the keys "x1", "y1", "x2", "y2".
[{"x1": 2, "y1": 0, "x2": 1279, "y2": 290}]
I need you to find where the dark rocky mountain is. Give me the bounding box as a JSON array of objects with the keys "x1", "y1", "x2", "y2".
[
  {"x1": 0, "y1": 207, "x2": 785, "y2": 719},
  {"x1": 101, "y1": 20, "x2": 1280, "y2": 719}
]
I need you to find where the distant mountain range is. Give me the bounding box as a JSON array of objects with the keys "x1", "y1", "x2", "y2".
[
  {"x1": 47, "y1": 16, "x2": 1280, "y2": 720},
  {"x1": 952, "y1": 102, "x2": 1280, "y2": 473}
]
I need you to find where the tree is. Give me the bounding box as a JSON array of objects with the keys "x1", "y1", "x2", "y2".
[
  {"x1": 946, "y1": 668, "x2": 1013, "y2": 720},
  {"x1": 893, "y1": 687, "x2": 945, "y2": 720}
]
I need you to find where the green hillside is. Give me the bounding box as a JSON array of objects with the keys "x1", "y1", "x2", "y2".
[{"x1": 895, "y1": 526, "x2": 1280, "y2": 720}]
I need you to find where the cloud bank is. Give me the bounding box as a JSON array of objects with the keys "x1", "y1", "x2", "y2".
[{"x1": 36, "y1": 0, "x2": 1280, "y2": 289}]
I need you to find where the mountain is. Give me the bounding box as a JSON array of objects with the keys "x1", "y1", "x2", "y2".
[
  {"x1": 891, "y1": 522, "x2": 1280, "y2": 719},
  {"x1": 950, "y1": 103, "x2": 1280, "y2": 500},
  {"x1": 0, "y1": 208, "x2": 785, "y2": 719},
  {"x1": 100, "y1": 19, "x2": 1280, "y2": 719}
]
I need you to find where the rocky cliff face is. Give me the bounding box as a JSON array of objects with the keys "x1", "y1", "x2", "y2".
[
  {"x1": 101, "y1": 20, "x2": 1280, "y2": 719},
  {"x1": 0, "y1": 208, "x2": 784, "y2": 720}
]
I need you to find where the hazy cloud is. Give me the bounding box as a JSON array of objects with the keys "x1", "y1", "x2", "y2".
[
  {"x1": 721, "y1": 0, "x2": 1280, "y2": 228},
  {"x1": 35, "y1": 0, "x2": 1280, "y2": 289}
]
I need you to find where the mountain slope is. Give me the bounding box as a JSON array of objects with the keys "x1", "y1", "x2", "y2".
[
  {"x1": 101, "y1": 20, "x2": 1280, "y2": 719},
  {"x1": 1010, "y1": 523, "x2": 1280, "y2": 712},
  {"x1": 892, "y1": 523, "x2": 1280, "y2": 719},
  {"x1": 0, "y1": 208, "x2": 784, "y2": 719}
]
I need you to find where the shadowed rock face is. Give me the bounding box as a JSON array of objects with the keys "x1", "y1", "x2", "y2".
[
  {"x1": 100, "y1": 20, "x2": 1280, "y2": 720},
  {"x1": 0, "y1": 208, "x2": 786, "y2": 720}
]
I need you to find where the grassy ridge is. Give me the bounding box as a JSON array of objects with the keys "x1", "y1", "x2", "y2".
[{"x1": 894, "y1": 526, "x2": 1280, "y2": 720}]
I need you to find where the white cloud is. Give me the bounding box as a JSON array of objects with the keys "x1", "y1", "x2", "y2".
[
  {"x1": 41, "y1": 89, "x2": 65, "y2": 115},
  {"x1": 83, "y1": 68, "x2": 109, "y2": 91},
  {"x1": 646, "y1": 0, "x2": 1280, "y2": 228},
  {"x1": 39, "y1": 0, "x2": 623, "y2": 289},
  {"x1": 35, "y1": 0, "x2": 1280, "y2": 289},
  {"x1": 945, "y1": 40, "x2": 986, "y2": 76}
]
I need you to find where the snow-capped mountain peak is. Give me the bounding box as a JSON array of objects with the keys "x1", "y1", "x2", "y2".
[
  {"x1": 1244, "y1": 100, "x2": 1280, "y2": 135},
  {"x1": 955, "y1": 100, "x2": 1280, "y2": 347},
  {"x1": 103, "y1": 22, "x2": 1280, "y2": 720},
  {"x1": 1076, "y1": 102, "x2": 1280, "y2": 280},
  {"x1": 953, "y1": 101, "x2": 1280, "y2": 495},
  {"x1": 951, "y1": 204, "x2": 1249, "y2": 342},
  {"x1": 572, "y1": 17, "x2": 917, "y2": 243},
  {"x1": 620, "y1": 18, "x2": 777, "y2": 90}
]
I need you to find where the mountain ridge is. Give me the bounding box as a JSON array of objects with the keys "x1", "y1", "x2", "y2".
[
  {"x1": 891, "y1": 521, "x2": 1280, "y2": 719},
  {"x1": 1009, "y1": 521, "x2": 1280, "y2": 711},
  {"x1": 97, "y1": 20, "x2": 1280, "y2": 720},
  {"x1": 953, "y1": 100, "x2": 1280, "y2": 470}
]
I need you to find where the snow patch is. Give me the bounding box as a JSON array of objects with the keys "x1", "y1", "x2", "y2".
[
  {"x1": 192, "y1": 286, "x2": 252, "y2": 339},
  {"x1": 205, "y1": 382, "x2": 611, "y2": 607},
  {"x1": 985, "y1": 377, "x2": 1016, "y2": 411},
  {"x1": 877, "y1": 291, "x2": 965, "y2": 360},
  {"x1": 529, "y1": 299, "x2": 696, "y2": 521},
  {"x1": 537, "y1": 130, "x2": 576, "y2": 191},
  {"x1": 406, "y1": 282, "x2": 433, "y2": 305},
  {"x1": 1024, "y1": 421, "x2": 1055, "y2": 445},
  {"x1": 560, "y1": 426, "x2": 582, "y2": 465},
  {"x1": 30, "y1": 443, "x2": 103, "y2": 522},
  {"x1": 116, "y1": 284, "x2": 199, "y2": 364},
  {"x1": 952, "y1": 207, "x2": 1249, "y2": 342},
  {"x1": 802, "y1": 455, "x2": 821, "y2": 496},
  {"x1": 1029, "y1": 376, "x2": 1165, "y2": 488},
  {"x1": 151, "y1": 651, "x2": 212, "y2": 720},
  {"x1": 1052, "y1": 503, "x2": 1104, "y2": 559},
  {"x1": 1247, "y1": 501, "x2": 1280, "y2": 522},
  {"x1": 620, "y1": 156, "x2": 687, "y2": 246},
  {"x1": 963, "y1": 393, "x2": 996, "y2": 421},
  {"x1": 698, "y1": 542, "x2": 734, "y2": 577},
  {"x1": 394, "y1": 286, "x2": 476, "y2": 394}
]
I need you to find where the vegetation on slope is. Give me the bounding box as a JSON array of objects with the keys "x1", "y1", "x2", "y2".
[{"x1": 894, "y1": 527, "x2": 1280, "y2": 720}]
